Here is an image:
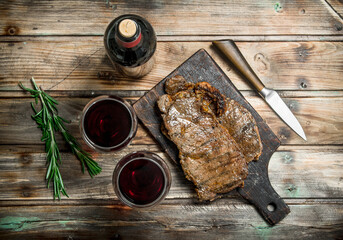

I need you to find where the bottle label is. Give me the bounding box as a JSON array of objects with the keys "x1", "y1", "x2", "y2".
[{"x1": 115, "y1": 32, "x2": 142, "y2": 48}]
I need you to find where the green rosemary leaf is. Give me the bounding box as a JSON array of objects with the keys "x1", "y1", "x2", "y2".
[
  {"x1": 33, "y1": 109, "x2": 43, "y2": 118},
  {"x1": 43, "y1": 91, "x2": 59, "y2": 105},
  {"x1": 31, "y1": 77, "x2": 40, "y2": 91},
  {"x1": 58, "y1": 116, "x2": 70, "y2": 124},
  {"x1": 47, "y1": 164, "x2": 53, "y2": 187},
  {"x1": 19, "y1": 82, "x2": 36, "y2": 94},
  {"x1": 31, "y1": 103, "x2": 38, "y2": 114},
  {"x1": 46, "y1": 160, "x2": 52, "y2": 180}
]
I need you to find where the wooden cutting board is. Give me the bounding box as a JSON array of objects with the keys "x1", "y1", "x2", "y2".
[{"x1": 133, "y1": 49, "x2": 290, "y2": 225}]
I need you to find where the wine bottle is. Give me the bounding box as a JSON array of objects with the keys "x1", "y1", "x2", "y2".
[{"x1": 104, "y1": 14, "x2": 157, "y2": 78}]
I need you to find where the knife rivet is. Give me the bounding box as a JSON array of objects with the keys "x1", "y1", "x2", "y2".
[{"x1": 306, "y1": 121, "x2": 311, "y2": 126}]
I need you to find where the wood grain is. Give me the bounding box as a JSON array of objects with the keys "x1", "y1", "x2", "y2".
[
  {"x1": 1, "y1": 0, "x2": 342, "y2": 36},
  {"x1": 0, "y1": 146, "x2": 342, "y2": 200},
  {"x1": 1, "y1": 40, "x2": 343, "y2": 93},
  {"x1": 0, "y1": 201, "x2": 342, "y2": 239},
  {"x1": 0, "y1": 96, "x2": 341, "y2": 145},
  {"x1": 327, "y1": 0, "x2": 343, "y2": 18},
  {"x1": 0, "y1": 0, "x2": 342, "y2": 237}
]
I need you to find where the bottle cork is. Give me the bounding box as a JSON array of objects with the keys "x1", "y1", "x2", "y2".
[{"x1": 118, "y1": 19, "x2": 137, "y2": 38}]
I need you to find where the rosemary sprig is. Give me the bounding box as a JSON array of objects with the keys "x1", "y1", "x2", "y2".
[
  {"x1": 53, "y1": 114, "x2": 102, "y2": 177},
  {"x1": 19, "y1": 77, "x2": 102, "y2": 199}
]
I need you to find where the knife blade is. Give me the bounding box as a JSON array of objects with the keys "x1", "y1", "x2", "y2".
[{"x1": 212, "y1": 40, "x2": 307, "y2": 141}]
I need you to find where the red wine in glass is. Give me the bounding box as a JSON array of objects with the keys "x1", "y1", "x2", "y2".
[
  {"x1": 80, "y1": 96, "x2": 137, "y2": 151},
  {"x1": 113, "y1": 152, "x2": 171, "y2": 208}
]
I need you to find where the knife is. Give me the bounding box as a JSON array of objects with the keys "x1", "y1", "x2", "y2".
[{"x1": 212, "y1": 40, "x2": 306, "y2": 141}]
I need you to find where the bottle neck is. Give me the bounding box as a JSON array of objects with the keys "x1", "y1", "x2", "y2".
[{"x1": 116, "y1": 19, "x2": 142, "y2": 49}]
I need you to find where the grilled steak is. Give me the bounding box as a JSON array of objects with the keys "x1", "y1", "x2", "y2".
[
  {"x1": 158, "y1": 75, "x2": 262, "y2": 201},
  {"x1": 165, "y1": 75, "x2": 195, "y2": 95},
  {"x1": 218, "y1": 99, "x2": 262, "y2": 162},
  {"x1": 158, "y1": 88, "x2": 248, "y2": 201}
]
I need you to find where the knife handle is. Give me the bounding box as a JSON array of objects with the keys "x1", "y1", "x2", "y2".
[{"x1": 213, "y1": 40, "x2": 265, "y2": 92}]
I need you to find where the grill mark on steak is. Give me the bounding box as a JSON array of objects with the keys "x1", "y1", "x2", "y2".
[
  {"x1": 181, "y1": 153, "x2": 247, "y2": 196},
  {"x1": 182, "y1": 152, "x2": 246, "y2": 186}
]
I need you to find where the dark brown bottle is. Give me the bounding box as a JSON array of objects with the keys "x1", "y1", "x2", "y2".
[{"x1": 104, "y1": 14, "x2": 157, "y2": 78}]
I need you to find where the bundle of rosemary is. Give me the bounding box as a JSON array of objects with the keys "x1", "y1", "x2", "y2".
[{"x1": 19, "y1": 77, "x2": 102, "y2": 200}]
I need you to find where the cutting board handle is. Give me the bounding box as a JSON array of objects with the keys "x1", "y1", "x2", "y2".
[{"x1": 238, "y1": 151, "x2": 290, "y2": 225}]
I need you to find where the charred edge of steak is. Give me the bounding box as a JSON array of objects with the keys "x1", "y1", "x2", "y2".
[
  {"x1": 197, "y1": 180, "x2": 245, "y2": 202},
  {"x1": 195, "y1": 82, "x2": 226, "y2": 116},
  {"x1": 164, "y1": 76, "x2": 226, "y2": 117},
  {"x1": 196, "y1": 179, "x2": 245, "y2": 202},
  {"x1": 251, "y1": 124, "x2": 262, "y2": 161},
  {"x1": 157, "y1": 94, "x2": 173, "y2": 114},
  {"x1": 165, "y1": 75, "x2": 195, "y2": 95},
  {"x1": 160, "y1": 121, "x2": 171, "y2": 141}
]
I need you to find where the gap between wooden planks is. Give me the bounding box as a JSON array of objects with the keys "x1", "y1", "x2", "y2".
[
  {"x1": 2, "y1": 35, "x2": 343, "y2": 41},
  {"x1": 3, "y1": 90, "x2": 343, "y2": 98},
  {"x1": 1, "y1": 198, "x2": 343, "y2": 207}
]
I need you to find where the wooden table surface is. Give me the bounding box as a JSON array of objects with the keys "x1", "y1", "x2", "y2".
[{"x1": 1, "y1": 1, "x2": 343, "y2": 239}]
